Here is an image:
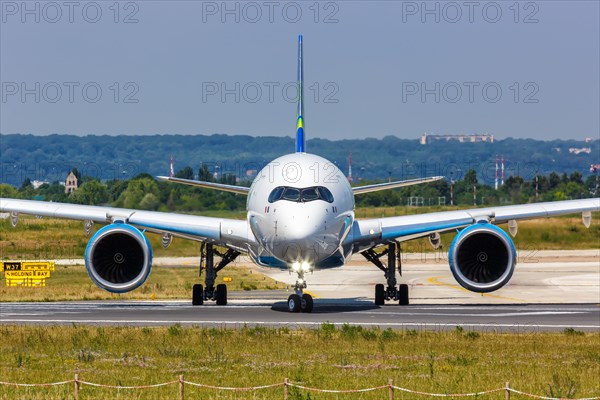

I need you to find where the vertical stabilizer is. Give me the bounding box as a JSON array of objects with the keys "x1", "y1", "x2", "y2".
[{"x1": 295, "y1": 35, "x2": 305, "y2": 153}]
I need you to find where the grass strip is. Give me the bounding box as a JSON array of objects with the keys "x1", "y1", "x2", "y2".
[{"x1": 0, "y1": 324, "x2": 598, "y2": 399}]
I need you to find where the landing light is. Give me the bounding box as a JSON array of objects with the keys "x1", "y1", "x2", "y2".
[
  {"x1": 301, "y1": 261, "x2": 312, "y2": 272},
  {"x1": 291, "y1": 262, "x2": 301, "y2": 272}
]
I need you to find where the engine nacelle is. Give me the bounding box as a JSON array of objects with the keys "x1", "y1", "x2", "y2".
[
  {"x1": 84, "y1": 222, "x2": 153, "y2": 293},
  {"x1": 448, "y1": 222, "x2": 516, "y2": 293}
]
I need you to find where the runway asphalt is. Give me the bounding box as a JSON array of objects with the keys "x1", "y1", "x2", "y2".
[{"x1": 1, "y1": 300, "x2": 598, "y2": 332}]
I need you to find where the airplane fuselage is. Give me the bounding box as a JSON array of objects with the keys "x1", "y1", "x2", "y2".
[{"x1": 246, "y1": 153, "x2": 355, "y2": 270}]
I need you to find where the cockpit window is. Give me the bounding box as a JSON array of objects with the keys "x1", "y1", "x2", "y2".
[
  {"x1": 317, "y1": 187, "x2": 334, "y2": 203},
  {"x1": 282, "y1": 187, "x2": 300, "y2": 201},
  {"x1": 301, "y1": 188, "x2": 319, "y2": 202},
  {"x1": 268, "y1": 186, "x2": 334, "y2": 203},
  {"x1": 268, "y1": 186, "x2": 285, "y2": 203}
]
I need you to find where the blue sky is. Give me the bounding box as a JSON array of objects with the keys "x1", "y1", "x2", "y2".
[{"x1": 1, "y1": 1, "x2": 598, "y2": 140}]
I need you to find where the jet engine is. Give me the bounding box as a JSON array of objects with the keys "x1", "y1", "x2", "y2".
[
  {"x1": 448, "y1": 222, "x2": 516, "y2": 293},
  {"x1": 84, "y1": 223, "x2": 153, "y2": 293}
]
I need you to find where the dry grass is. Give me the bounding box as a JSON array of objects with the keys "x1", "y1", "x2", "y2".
[
  {"x1": 0, "y1": 216, "x2": 203, "y2": 260},
  {"x1": 0, "y1": 324, "x2": 598, "y2": 399}
]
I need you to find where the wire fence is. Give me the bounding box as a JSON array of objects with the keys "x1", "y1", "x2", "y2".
[{"x1": 1, "y1": 375, "x2": 599, "y2": 400}]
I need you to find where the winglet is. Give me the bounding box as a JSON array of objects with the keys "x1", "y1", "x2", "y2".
[{"x1": 295, "y1": 34, "x2": 305, "y2": 153}]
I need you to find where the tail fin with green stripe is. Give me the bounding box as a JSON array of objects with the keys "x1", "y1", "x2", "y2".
[{"x1": 295, "y1": 35, "x2": 305, "y2": 153}]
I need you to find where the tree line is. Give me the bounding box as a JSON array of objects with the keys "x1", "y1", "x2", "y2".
[
  {"x1": 1, "y1": 134, "x2": 598, "y2": 189},
  {"x1": 1, "y1": 164, "x2": 597, "y2": 212}
]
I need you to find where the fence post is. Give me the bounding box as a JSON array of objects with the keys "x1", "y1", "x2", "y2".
[
  {"x1": 388, "y1": 378, "x2": 394, "y2": 400},
  {"x1": 74, "y1": 374, "x2": 79, "y2": 400},
  {"x1": 505, "y1": 381, "x2": 510, "y2": 400},
  {"x1": 284, "y1": 378, "x2": 289, "y2": 400},
  {"x1": 179, "y1": 375, "x2": 184, "y2": 400}
]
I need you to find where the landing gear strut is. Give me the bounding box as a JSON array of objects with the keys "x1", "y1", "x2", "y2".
[
  {"x1": 192, "y1": 243, "x2": 240, "y2": 306},
  {"x1": 362, "y1": 242, "x2": 409, "y2": 306},
  {"x1": 287, "y1": 267, "x2": 314, "y2": 313}
]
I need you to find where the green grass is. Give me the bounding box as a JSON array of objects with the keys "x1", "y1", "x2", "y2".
[{"x1": 0, "y1": 325, "x2": 598, "y2": 399}]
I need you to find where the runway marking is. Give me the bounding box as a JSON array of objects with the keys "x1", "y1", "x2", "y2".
[
  {"x1": 2, "y1": 319, "x2": 598, "y2": 330},
  {"x1": 353, "y1": 311, "x2": 587, "y2": 317},
  {"x1": 427, "y1": 276, "x2": 527, "y2": 302},
  {"x1": 303, "y1": 290, "x2": 318, "y2": 299}
]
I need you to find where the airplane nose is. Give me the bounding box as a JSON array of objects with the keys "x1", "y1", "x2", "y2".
[
  {"x1": 272, "y1": 205, "x2": 343, "y2": 262},
  {"x1": 278, "y1": 207, "x2": 324, "y2": 240},
  {"x1": 280, "y1": 217, "x2": 319, "y2": 241}
]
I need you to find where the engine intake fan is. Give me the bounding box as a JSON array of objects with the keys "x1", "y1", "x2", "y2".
[
  {"x1": 448, "y1": 222, "x2": 516, "y2": 293},
  {"x1": 84, "y1": 222, "x2": 153, "y2": 293}
]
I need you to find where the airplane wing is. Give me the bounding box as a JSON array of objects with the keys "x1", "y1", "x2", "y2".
[
  {"x1": 156, "y1": 176, "x2": 250, "y2": 195},
  {"x1": 0, "y1": 198, "x2": 253, "y2": 251},
  {"x1": 351, "y1": 198, "x2": 600, "y2": 246},
  {"x1": 352, "y1": 176, "x2": 444, "y2": 195}
]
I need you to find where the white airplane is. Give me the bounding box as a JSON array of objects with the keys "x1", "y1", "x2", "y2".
[{"x1": 1, "y1": 36, "x2": 599, "y2": 313}]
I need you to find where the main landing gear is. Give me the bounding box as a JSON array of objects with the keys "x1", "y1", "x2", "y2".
[
  {"x1": 192, "y1": 243, "x2": 240, "y2": 306},
  {"x1": 287, "y1": 264, "x2": 314, "y2": 313},
  {"x1": 361, "y1": 241, "x2": 409, "y2": 306}
]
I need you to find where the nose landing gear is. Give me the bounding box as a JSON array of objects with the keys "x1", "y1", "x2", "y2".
[{"x1": 287, "y1": 269, "x2": 314, "y2": 313}]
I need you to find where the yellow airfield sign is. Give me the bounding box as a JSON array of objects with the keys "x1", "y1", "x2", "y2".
[
  {"x1": 1, "y1": 261, "x2": 55, "y2": 287},
  {"x1": 5, "y1": 270, "x2": 51, "y2": 278},
  {"x1": 1, "y1": 261, "x2": 55, "y2": 272}
]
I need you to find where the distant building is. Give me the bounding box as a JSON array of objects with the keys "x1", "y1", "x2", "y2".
[
  {"x1": 420, "y1": 133, "x2": 494, "y2": 145},
  {"x1": 568, "y1": 147, "x2": 592, "y2": 155},
  {"x1": 64, "y1": 172, "x2": 78, "y2": 194},
  {"x1": 31, "y1": 180, "x2": 49, "y2": 189}
]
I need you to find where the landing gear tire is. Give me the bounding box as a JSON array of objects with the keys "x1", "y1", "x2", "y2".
[
  {"x1": 288, "y1": 294, "x2": 301, "y2": 313},
  {"x1": 374, "y1": 284, "x2": 385, "y2": 306},
  {"x1": 216, "y1": 284, "x2": 227, "y2": 305},
  {"x1": 301, "y1": 294, "x2": 314, "y2": 313},
  {"x1": 192, "y1": 284, "x2": 204, "y2": 305},
  {"x1": 399, "y1": 284, "x2": 409, "y2": 306}
]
